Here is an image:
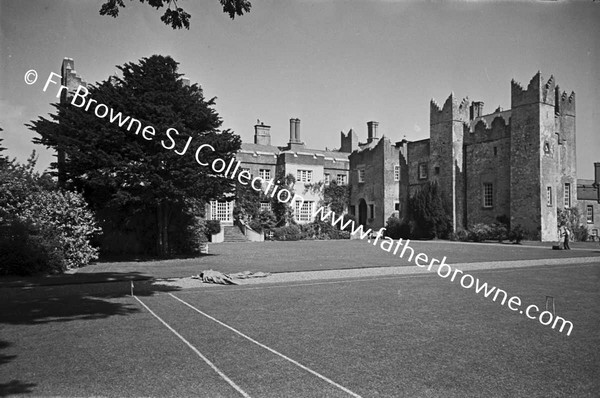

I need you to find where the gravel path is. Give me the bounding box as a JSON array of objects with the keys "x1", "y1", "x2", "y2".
[{"x1": 157, "y1": 256, "x2": 600, "y2": 290}]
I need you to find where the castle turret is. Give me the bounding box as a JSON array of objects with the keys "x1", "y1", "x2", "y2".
[{"x1": 429, "y1": 93, "x2": 469, "y2": 230}]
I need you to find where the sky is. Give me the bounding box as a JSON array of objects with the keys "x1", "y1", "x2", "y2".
[{"x1": 1, "y1": 0, "x2": 599, "y2": 178}]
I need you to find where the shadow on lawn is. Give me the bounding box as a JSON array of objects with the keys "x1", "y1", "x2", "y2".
[
  {"x1": 0, "y1": 273, "x2": 182, "y2": 325},
  {"x1": 0, "y1": 340, "x2": 36, "y2": 397}
]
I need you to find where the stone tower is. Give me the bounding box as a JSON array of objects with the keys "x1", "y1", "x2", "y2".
[
  {"x1": 429, "y1": 93, "x2": 469, "y2": 231},
  {"x1": 510, "y1": 72, "x2": 576, "y2": 241}
]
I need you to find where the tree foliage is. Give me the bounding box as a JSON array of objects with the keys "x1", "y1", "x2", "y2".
[
  {"x1": 408, "y1": 181, "x2": 452, "y2": 239},
  {"x1": 99, "y1": 0, "x2": 252, "y2": 29},
  {"x1": 0, "y1": 154, "x2": 100, "y2": 275},
  {"x1": 29, "y1": 55, "x2": 241, "y2": 256}
]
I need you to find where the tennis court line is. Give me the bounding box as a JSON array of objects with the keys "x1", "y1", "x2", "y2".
[
  {"x1": 168, "y1": 293, "x2": 363, "y2": 398},
  {"x1": 133, "y1": 295, "x2": 251, "y2": 398}
]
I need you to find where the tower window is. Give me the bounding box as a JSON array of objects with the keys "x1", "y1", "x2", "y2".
[
  {"x1": 358, "y1": 168, "x2": 365, "y2": 183},
  {"x1": 434, "y1": 166, "x2": 440, "y2": 175},
  {"x1": 546, "y1": 187, "x2": 553, "y2": 207},
  {"x1": 483, "y1": 183, "x2": 493, "y2": 208},
  {"x1": 394, "y1": 165, "x2": 400, "y2": 181},
  {"x1": 564, "y1": 183, "x2": 571, "y2": 208},
  {"x1": 369, "y1": 204, "x2": 375, "y2": 219},
  {"x1": 587, "y1": 205, "x2": 594, "y2": 223},
  {"x1": 418, "y1": 163, "x2": 428, "y2": 180}
]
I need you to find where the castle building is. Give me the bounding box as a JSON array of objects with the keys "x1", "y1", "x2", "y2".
[
  {"x1": 58, "y1": 59, "x2": 599, "y2": 241},
  {"x1": 348, "y1": 72, "x2": 599, "y2": 242}
]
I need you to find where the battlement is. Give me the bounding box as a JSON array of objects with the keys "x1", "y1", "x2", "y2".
[
  {"x1": 60, "y1": 57, "x2": 87, "y2": 103},
  {"x1": 511, "y1": 71, "x2": 556, "y2": 108},
  {"x1": 430, "y1": 93, "x2": 470, "y2": 125},
  {"x1": 340, "y1": 128, "x2": 359, "y2": 153},
  {"x1": 555, "y1": 86, "x2": 576, "y2": 117}
]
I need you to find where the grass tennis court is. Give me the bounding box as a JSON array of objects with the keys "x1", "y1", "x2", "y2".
[{"x1": 1, "y1": 241, "x2": 600, "y2": 397}]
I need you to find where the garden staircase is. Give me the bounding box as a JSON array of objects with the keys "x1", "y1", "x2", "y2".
[{"x1": 223, "y1": 225, "x2": 248, "y2": 242}]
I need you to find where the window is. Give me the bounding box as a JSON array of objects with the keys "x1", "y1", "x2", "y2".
[
  {"x1": 337, "y1": 174, "x2": 347, "y2": 185},
  {"x1": 295, "y1": 200, "x2": 314, "y2": 222},
  {"x1": 394, "y1": 202, "x2": 400, "y2": 211},
  {"x1": 210, "y1": 201, "x2": 232, "y2": 222},
  {"x1": 483, "y1": 183, "x2": 493, "y2": 208},
  {"x1": 324, "y1": 173, "x2": 330, "y2": 185},
  {"x1": 369, "y1": 204, "x2": 375, "y2": 219},
  {"x1": 394, "y1": 165, "x2": 400, "y2": 181},
  {"x1": 587, "y1": 205, "x2": 594, "y2": 223},
  {"x1": 297, "y1": 169, "x2": 313, "y2": 183},
  {"x1": 434, "y1": 166, "x2": 440, "y2": 175},
  {"x1": 259, "y1": 169, "x2": 271, "y2": 180},
  {"x1": 260, "y1": 202, "x2": 271, "y2": 212},
  {"x1": 564, "y1": 183, "x2": 571, "y2": 208},
  {"x1": 350, "y1": 205, "x2": 356, "y2": 215},
  {"x1": 543, "y1": 142, "x2": 550, "y2": 154},
  {"x1": 494, "y1": 147, "x2": 498, "y2": 156},
  {"x1": 546, "y1": 187, "x2": 553, "y2": 207},
  {"x1": 418, "y1": 163, "x2": 428, "y2": 180},
  {"x1": 358, "y1": 168, "x2": 365, "y2": 183}
]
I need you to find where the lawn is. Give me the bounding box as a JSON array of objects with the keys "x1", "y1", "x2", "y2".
[
  {"x1": 67, "y1": 239, "x2": 600, "y2": 280},
  {"x1": 1, "y1": 259, "x2": 599, "y2": 397}
]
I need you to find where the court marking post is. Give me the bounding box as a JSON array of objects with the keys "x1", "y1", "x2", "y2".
[
  {"x1": 169, "y1": 293, "x2": 363, "y2": 398},
  {"x1": 133, "y1": 295, "x2": 251, "y2": 398}
]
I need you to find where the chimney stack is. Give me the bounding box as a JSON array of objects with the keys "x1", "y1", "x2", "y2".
[
  {"x1": 289, "y1": 118, "x2": 297, "y2": 143},
  {"x1": 367, "y1": 121, "x2": 379, "y2": 143},
  {"x1": 470, "y1": 101, "x2": 484, "y2": 119},
  {"x1": 254, "y1": 121, "x2": 271, "y2": 146},
  {"x1": 294, "y1": 118, "x2": 301, "y2": 142},
  {"x1": 595, "y1": 162, "x2": 600, "y2": 204}
]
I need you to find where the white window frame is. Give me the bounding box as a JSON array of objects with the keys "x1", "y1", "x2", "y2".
[
  {"x1": 358, "y1": 168, "x2": 365, "y2": 183},
  {"x1": 587, "y1": 205, "x2": 594, "y2": 223},
  {"x1": 295, "y1": 200, "x2": 314, "y2": 222},
  {"x1": 259, "y1": 169, "x2": 271, "y2": 180},
  {"x1": 483, "y1": 183, "x2": 493, "y2": 208},
  {"x1": 394, "y1": 164, "x2": 400, "y2": 181},
  {"x1": 546, "y1": 187, "x2": 553, "y2": 207},
  {"x1": 337, "y1": 174, "x2": 347, "y2": 185},
  {"x1": 297, "y1": 169, "x2": 313, "y2": 183},
  {"x1": 324, "y1": 173, "x2": 330, "y2": 185},
  {"x1": 210, "y1": 200, "x2": 232, "y2": 222}
]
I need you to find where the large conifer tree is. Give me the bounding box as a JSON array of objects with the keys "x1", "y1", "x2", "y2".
[{"x1": 30, "y1": 55, "x2": 241, "y2": 256}]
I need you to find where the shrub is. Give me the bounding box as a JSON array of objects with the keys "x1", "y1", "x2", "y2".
[
  {"x1": 206, "y1": 220, "x2": 221, "y2": 235},
  {"x1": 408, "y1": 181, "x2": 452, "y2": 239},
  {"x1": 248, "y1": 219, "x2": 263, "y2": 233},
  {"x1": 573, "y1": 225, "x2": 589, "y2": 242},
  {"x1": 449, "y1": 227, "x2": 469, "y2": 242},
  {"x1": 508, "y1": 224, "x2": 525, "y2": 244},
  {"x1": 468, "y1": 223, "x2": 492, "y2": 242},
  {"x1": 271, "y1": 225, "x2": 302, "y2": 241},
  {"x1": 489, "y1": 223, "x2": 508, "y2": 242}
]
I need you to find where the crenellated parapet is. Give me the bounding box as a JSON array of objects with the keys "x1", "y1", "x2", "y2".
[
  {"x1": 430, "y1": 93, "x2": 470, "y2": 125},
  {"x1": 555, "y1": 86, "x2": 576, "y2": 117},
  {"x1": 511, "y1": 71, "x2": 555, "y2": 108},
  {"x1": 60, "y1": 57, "x2": 87, "y2": 103}
]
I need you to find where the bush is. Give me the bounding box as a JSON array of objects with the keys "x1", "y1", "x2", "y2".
[
  {"x1": 449, "y1": 227, "x2": 469, "y2": 242},
  {"x1": 271, "y1": 225, "x2": 302, "y2": 241},
  {"x1": 573, "y1": 225, "x2": 589, "y2": 242},
  {"x1": 206, "y1": 220, "x2": 221, "y2": 235},
  {"x1": 385, "y1": 216, "x2": 411, "y2": 239},
  {"x1": 508, "y1": 224, "x2": 525, "y2": 244}
]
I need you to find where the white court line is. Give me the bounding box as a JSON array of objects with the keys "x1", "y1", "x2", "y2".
[
  {"x1": 169, "y1": 293, "x2": 363, "y2": 398},
  {"x1": 133, "y1": 295, "x2": 251, "y2": 398}
]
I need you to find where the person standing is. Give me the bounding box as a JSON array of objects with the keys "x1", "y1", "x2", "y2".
[{"x1": 563, "y1": 226, "x2": 571, "y2": 250}]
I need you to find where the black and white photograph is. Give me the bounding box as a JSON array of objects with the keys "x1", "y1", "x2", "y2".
[{"x1": 1, "y1": 0, "x2": 599, "y2": 396}]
